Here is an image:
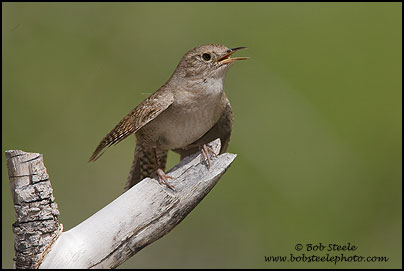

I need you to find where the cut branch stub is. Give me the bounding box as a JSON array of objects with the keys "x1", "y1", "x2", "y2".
[{"x1": 5, "y1": 150, "x2": 61, "y2": 269}]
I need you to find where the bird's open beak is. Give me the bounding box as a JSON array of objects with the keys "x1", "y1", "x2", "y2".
[{"x1": 217, "y1": 47, "x2": 249, "y2": 64}]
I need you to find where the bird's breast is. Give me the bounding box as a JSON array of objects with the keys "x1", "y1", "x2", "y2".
[{"x1": 139, "y1": 90, "x2": 226, "y2": 150}]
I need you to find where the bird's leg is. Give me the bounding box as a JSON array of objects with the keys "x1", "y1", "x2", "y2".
[
  {"x1": 200, "y1": 144, "x2": 217, "y2": 170},
  {"x1": 154, "y1": 148, "x2": 176, "y2": 190}
]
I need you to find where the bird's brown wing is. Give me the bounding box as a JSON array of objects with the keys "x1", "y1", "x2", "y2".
[
  {"x1": 173, "y1": 97, "x2": 234, "y2": 160},
  {"x1": 89, "y1": 90, "x2": 174, "y2": 162}
]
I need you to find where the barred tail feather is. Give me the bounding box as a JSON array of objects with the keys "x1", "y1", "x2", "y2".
[{"x1": 124, "y1": 143, "x2": 167, "y2": 191}]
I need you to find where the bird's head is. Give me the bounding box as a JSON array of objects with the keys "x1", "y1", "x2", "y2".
[{"x1": 173, "y1": 44, "x2": 249, "y2": 81}]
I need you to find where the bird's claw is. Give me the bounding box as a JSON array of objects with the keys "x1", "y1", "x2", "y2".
[
  {"x1": 200, "y1": 144, "x2": 217, "y2": 170},
  {"x1": 156, "y1": 168, "x2": 176, "y2": 191}
]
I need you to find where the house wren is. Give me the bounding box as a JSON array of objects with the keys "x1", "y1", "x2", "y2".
[{"x1": 89, "y1": 44, "x2": 248, "y2": 191}]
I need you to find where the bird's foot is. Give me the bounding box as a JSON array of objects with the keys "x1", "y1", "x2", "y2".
[
  {"x1": 156, "y1": 168, "x2": 176, "y2": 191},
  {"x1": 200, "y1": 144, "x2": 217, "y2": 170}
]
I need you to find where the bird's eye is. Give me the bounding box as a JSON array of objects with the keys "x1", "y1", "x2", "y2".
[{"x1": 202, "y1": 53, "x2": 212, "y2": 61}]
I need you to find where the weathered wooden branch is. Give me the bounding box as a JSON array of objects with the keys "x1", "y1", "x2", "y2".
[
  {"x1": 5, "y1": 139, "x2": 237, "y2": 269},
  {"x1": 5, "y1": 150, "x2": 62, "y2": 269}
]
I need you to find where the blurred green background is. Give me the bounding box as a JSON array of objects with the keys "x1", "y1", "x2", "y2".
[{"x1": 2, "y1": 2, "x2": 402, "y2": 268}]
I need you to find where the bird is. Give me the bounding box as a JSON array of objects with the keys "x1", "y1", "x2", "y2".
[{"x1": 89, "y1": 44, "x2": 248, "y2": 191}]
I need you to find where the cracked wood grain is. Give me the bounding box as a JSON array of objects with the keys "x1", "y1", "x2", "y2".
[{"x1": 5, "y1": 150, "x2": 61, "y2": 269}]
